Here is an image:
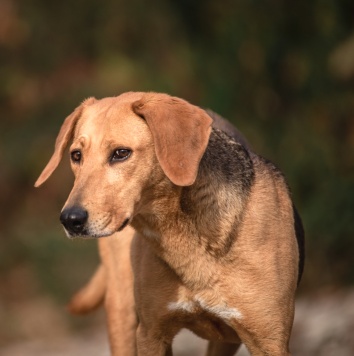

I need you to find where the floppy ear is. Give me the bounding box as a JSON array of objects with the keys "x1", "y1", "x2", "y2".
[
  {"x1": 132, "y1": 93, "x2": 212, "y2": 186},
  {"x1": 34, "y1": 97, "x2": 95, "y2": 187}
]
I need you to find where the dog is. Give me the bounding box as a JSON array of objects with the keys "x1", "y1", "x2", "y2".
[
  {"x1": 64, "y1": 109, "x2": 251, "y2": 354},
  {"x1": 35, "y1": 92, "x2": 304, "y2": 355},
  {"x1": 65, "y1": 109, "x2": 253, "y2": 354}
]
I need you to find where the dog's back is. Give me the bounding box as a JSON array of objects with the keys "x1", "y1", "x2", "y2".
[{"x1": 208, "y1": 109, "x2": 251, "y2": 150}]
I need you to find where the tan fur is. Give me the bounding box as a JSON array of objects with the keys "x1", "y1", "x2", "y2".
[
  {"x1": 98, "y1": 226, "x2": 137, "y2": 355},
  {"x1": 36, "y1": 92, "x2": 300, "y2": 356},
  {"x1": 133, "y1": 93, "x2": 212, "y2": 186},
  {"x1": 68, "y1": 228, "x2": 137, "y2": 355}
]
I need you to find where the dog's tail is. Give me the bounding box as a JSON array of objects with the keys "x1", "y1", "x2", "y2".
[{"x1": 67, "y1": 264, "x2": 106, "y2": 314}]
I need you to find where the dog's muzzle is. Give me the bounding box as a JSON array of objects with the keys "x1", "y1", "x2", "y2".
[{"x1": 60, "y1": 206, "x2": 88, "y2": 236}]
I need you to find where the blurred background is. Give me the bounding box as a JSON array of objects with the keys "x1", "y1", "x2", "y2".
[{"x1": 1, "y1": 0, "x2": 354, "y2": 355}]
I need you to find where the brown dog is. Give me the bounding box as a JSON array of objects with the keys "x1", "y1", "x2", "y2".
[
  {"x1": 35, "y1": 92, "x2": 304, "y2": 355},
  {"x1": 65, "y1": 109, "x2": 250, "y2": 355},
  {"x1": 66, "y1": 109, "x2": 253, "y2": 355}
]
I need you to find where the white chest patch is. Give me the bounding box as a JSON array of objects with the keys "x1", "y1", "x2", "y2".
[
  {"x1": 168, "y1": 301, "x2": 194, "y2": 313},
  {"x1": 195, "y1": 297, "x2": 243, "y2": 321},
  {"x1": 167, "y1": 297, "x2": 242, "y2": 323}
]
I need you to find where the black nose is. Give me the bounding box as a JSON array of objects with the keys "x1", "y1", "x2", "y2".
[{"x1": 60, "y1": 206, "x2": 88, "y2": 235}]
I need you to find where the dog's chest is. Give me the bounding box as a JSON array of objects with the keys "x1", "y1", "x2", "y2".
[
  {"x1": 166, "y1": 292, "x2": 243, "y2": 342},
  {"x1": 167, "y1": 294, "x2": 242, "y2": 342},
  {"x1": 168, "y1": 296, "x2": 242, "y2": 321}
]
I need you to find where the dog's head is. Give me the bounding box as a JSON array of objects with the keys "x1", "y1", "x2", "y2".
[{"x1": 35, "y1": 92, "x2": 212, "y2": 238}]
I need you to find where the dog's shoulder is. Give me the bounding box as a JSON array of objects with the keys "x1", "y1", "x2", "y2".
[{"x1": 200, "y1": 128, "x2": 255, "y2": 192}]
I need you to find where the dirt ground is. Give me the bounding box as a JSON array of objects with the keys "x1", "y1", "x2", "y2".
[{"x1": 1, "y1": 289, "x2": 353, "y2": 356}]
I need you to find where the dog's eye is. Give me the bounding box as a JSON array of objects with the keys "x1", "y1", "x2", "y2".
[
  {"x1": 111, "y1": 149, "x2": 131, "y2": 162},
  {"x1": 71, "y1": 150, "x2": 82, "y2": 163}
]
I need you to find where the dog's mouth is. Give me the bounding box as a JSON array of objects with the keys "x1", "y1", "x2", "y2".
[
  {"x1": 117, "y1": 218, "x2": 130, "y2": 232},
  {"x1": 64, "y1": 217, "x2": 131, "y2": 239}
]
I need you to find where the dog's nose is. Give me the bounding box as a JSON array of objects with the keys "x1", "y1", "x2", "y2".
[{"x1": 60, "y1": 206, "x2": 88, "y2": 235}]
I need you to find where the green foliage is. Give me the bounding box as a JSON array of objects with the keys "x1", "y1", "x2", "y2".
[{"x1": 1, "y1": 0, "x2": 354, "y2": 299}]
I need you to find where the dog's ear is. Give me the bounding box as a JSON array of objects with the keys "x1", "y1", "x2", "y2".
[
  {"x1": 132, "y1": 93, "x2": 212, "y2": 186},
  {"x1": 34, "y1": 97, "x2": 96, "y2": 187}
]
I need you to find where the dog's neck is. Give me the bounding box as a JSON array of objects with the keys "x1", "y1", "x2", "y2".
[{"x1": 132, "y1": 129, "x2": 255, "y2": 288}]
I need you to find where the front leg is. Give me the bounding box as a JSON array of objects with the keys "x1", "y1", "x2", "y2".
[
  {"x1": 136, "y1": 323, "x2": 172, "y2": 356},
  {"x1": 228, "y1": 305, "x2": 293, "y2": 356},
  {"x1": 132, "y1": 235, "x2": 179, "y2": 356},
  {"x1": 99, "y1": 229, "x2": 137, "y2": 356}
]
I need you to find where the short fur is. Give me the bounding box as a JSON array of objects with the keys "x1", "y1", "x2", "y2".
[{"x1": 36, "y1": 92, "x2": 304, "y2": 356}]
